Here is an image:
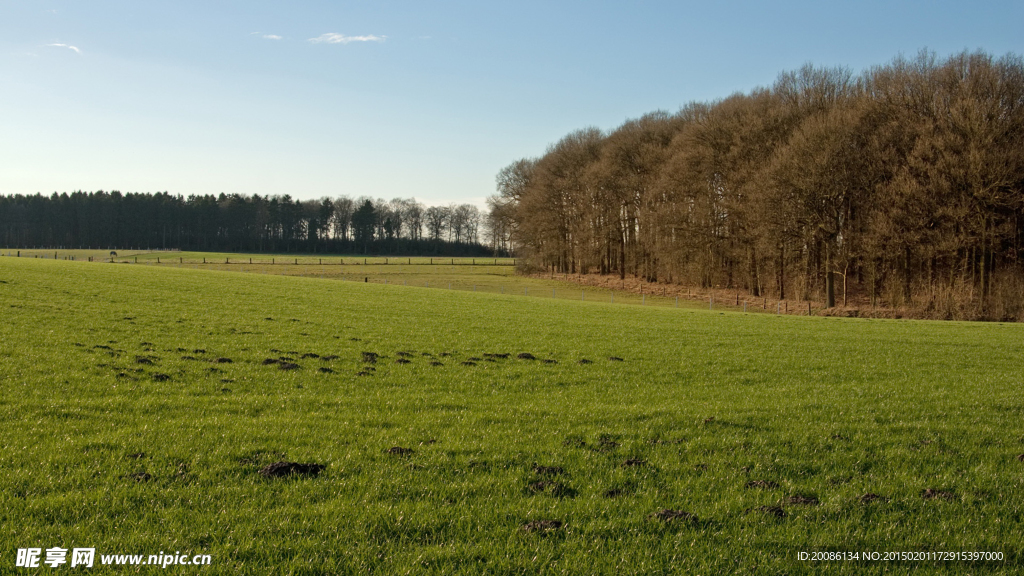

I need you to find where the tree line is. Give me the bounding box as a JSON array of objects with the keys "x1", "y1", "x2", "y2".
[
  {"x1": 491, "y1": 50, "x2": 1024, "y2": 320},
  {"x1": 0, "y1": 192, "x2": 501, "y2": 256}
]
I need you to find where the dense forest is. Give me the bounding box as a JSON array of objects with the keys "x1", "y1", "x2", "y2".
[
  {"x1": 0, "y1": 192, "x2": 500, "y2": 256},
  {"x1": 490, "y1": 50, "x2": 1024, "y2": 320}
]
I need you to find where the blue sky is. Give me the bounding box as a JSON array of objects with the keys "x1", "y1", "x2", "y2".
[{"x1": 2, "y1": 1, "x2": 1022, "y2": 207}]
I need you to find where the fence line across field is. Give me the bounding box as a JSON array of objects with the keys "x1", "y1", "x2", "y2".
[
  {"x1": 7, "y1": 250, "x2": 812, "y2": 316},
  {"x1": 108, "y1": 256, "x2": 516, "y2": 266}
]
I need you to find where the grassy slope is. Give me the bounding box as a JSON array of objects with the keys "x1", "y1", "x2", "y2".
[{"x1": 1, "y1": 258, "x2": 1022, "y2": 574}]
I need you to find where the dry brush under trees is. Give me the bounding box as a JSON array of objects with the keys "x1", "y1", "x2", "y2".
[{"x1": 489, "y1": 50, "x2": 1024, "y2": 321}]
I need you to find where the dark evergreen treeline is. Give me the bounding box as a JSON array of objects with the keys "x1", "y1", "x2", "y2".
[
  {"x1": 0, "y1": 191, "x2": 498, "y2": 256},
  {"x1": 491, "y1": 50, "x2": 1024, "y2": 319}
]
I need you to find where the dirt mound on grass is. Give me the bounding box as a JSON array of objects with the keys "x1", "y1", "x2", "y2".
[
  {"x1": 922, "y1": 488, "x2": 955, "y2": 500},
  {"x1": 521, "y1": 519, "x2": 562, "y2": 533},
  {"x1": 259, "y1": 461, "x2": 325, "y2": 478},
  {"x1": 526, "y1": 481, "x2": 576, "y2": 498},
  {"x1": 746, "y1": 505, "x2": 786, "y2": 518}
]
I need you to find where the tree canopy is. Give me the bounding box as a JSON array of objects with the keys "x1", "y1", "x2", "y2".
[
  {"x1": 0, "y1": 192, "x2": 494, "y2": 256},
  {"x1": 492, "y1": 50, "x2": 1024, "y2": 319}
]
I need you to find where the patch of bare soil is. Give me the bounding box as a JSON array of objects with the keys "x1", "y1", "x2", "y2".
[
  {"x1": 526, "y1": 481, "x2": 576, "y2": 498},
  {"x1": 521, "y1": 520, "x2": 562, "y2": 533},
  {"x1": 922, "y1": 488, "x2": 956, "y2": 500},
  {"x1": 745, "y1": 505, "x2": 786, "y2": 518},
  {"x1": 563, "y1": 436, "x2": 587, "y2": 449},
  {"x1": 259, "y1": 461, "x2": 325, "y2": 478}
]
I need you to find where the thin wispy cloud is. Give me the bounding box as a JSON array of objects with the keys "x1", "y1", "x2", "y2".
[
  {"x1": 46, "y1": 43, "x2": 81, "y2": 54},
  {"x1": 308, "y1": 33, "x2": 386, "y2": 44},
  {"x1": 262, "y1": 34, "x2": 282, "y2": 40}
]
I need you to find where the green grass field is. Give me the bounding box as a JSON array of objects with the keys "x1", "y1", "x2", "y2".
[
  {"x1": 1, "y1": 256, "x2": 1023, "y2": 574},
  {"x1": 5, "y1": 250, "x2": 753, "y2": 312}
]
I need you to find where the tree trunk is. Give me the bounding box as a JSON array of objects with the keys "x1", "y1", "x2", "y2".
[
  {"x1": 749, "y1": 246, "x2": 761, "y2": 297},
  {"x1": 778, "y1": 244, "x2": 786, "y2": 301},
  {"x1": 825, "y1": 245, "x2": 835, "y2": 308}
]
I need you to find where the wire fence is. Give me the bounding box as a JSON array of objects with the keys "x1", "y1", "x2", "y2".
[{"x1": 2, "y1": 250, "x2": 825, "y2": 316}]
